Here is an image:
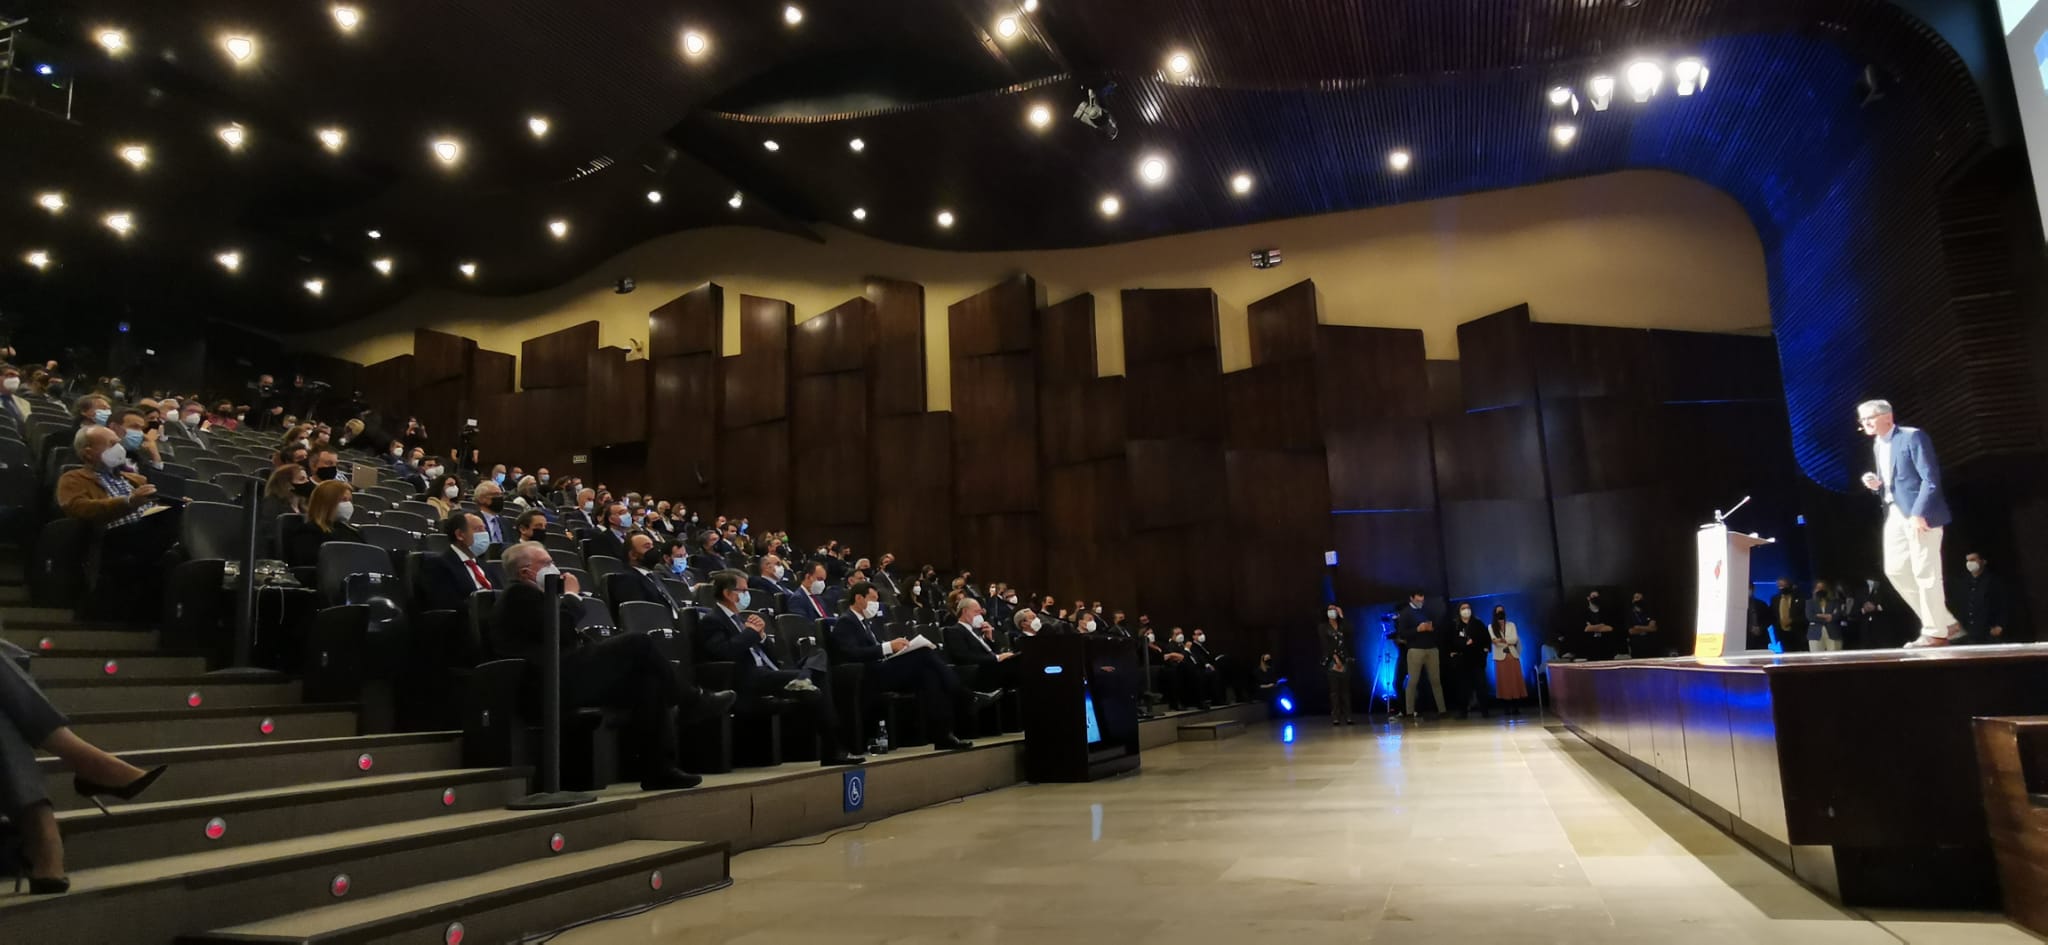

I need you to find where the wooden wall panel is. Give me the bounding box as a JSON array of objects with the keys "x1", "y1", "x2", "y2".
[
  {"x1": 791, "y1": 298, "x2": 874, "y2": 376},
  {"x1": 866, "y1": 277, "x2": 927, "y2": 417},
  {"x1": 585, "y1": 348, "x2": 648, "y2": 447},
  {"x1": 1226, "y1": 450, "x2": 1333, "y2": 538},
  {"x1": 955, "y1": 513, "x2": 1043, "y2": 600},
  {"x1": 1126, "y1": 439, "x2": 1226, "y2": 531},
  {"x1": 1326, "y1": 421, "x2": 1436, "y2": 511},
  {"x1": 1440, "y1": 499, "x2": 1558, "y2": 598},
  {"x1": 412, "y1": 377, "x2": 466, "y2": 466},
  {"x1": 413, "y1": 329, "x2": 473, "y2": 386},
  {"x1": 1457, "y1": 305, "x2": 1535, "y2": 411},
  {"x1": 521, "y1": 321, "x2": 599, "y2": 391},
  {"x1": 1533, "y1": 323, "x2": 1653, "y2": 401},
  {"x1": 1540, "y1": 397, "x2": 1660, "y2": 496},
  {"x1": 1039, "y1": 378, "x2": 1125, "y2": 466},
  {"x1": 1247, "y1": 278, "x2": 1318, "y2": 365},
  {"x1": 1223, "y1": 366, "x2": 1321, "y2": 451},
  {"x1": 1132, "y1": 524, "x2": 1233, "y2": 638},
  {"x1": 790, "y1": 372, "x2": 870, "y2": 528},
  {"x1": 873, "y1": 412, "x2": 954, "y2": 570},
  {"x1": 1038, "y1": 294, "x2": 1098, "y2": 384},
  {"x1": 1122, "y1": 288, "x2": 1220, "y2": 362},
  {"x1": 648, "y1": 283, "x2": 722, "y2": 360},
  {"x1": 1331, "y1": 512, "x2": 1444, "y2": 605},
  {"x1": 1650, "y1": 329, "x2": 1784, "y2": 406},
  {"x1": 718, "y1": 420, "x2": 789, "y2": 529},
  {"x1": 476, "y1": 386, "x2": 588, "y2": 480},
  {"x1": 1126, "y1": 351, "x2": 1224, "y2": 441},
  {"x1": 470, "y1": 350, "x2": 515, "y2": 405},
  {"x1": 1431, "y1": 407, "x2": 1548, "y2": 502},
  {"x1": 723, "y1": 295, "x2": 790, "y2": 429},
  {"x1": 1317, "y1": 326, "x2": 1429, "y2": 429},
  {"x1": 360, "y1": 355, "x2": 414, "y2": 430},
  {"x1": 952, "y1": 358, "x2": 1038, "y2": 514},
  {"x1": 647, "y1": 354, "x2": 720, "y2": 501},
  {"x1": 1043, "y1": 460, "x2": 1134, "y2": 610},
  {"x1": 952, "y1": 275, "x2": 1036, "y2": 358}
]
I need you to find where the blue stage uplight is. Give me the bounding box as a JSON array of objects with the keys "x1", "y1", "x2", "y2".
[
  {"x1": 1282, "y1": 723, "x2": 1296, "y2": 744},
  {"x1": 36, "y1": 64, "x2": 53, "y2": 76},
  {"x1": 1278, "y1": 696, "x2": 1294, "y2": 712}
]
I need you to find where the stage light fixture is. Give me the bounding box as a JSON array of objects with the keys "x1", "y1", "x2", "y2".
[
  {"x1": 1024, "y1": 0, "x2": 1039, "y2": 10},
  {"x1": 996, "y1": 15, "x2": 1019, "y2": 39},
  {"x1": 763, "y1": 139, "x2": 780, "y2": 152},
  {"x1": 547, "y1": 219, "x2": 568, "y2": 239},
  {"x1": 331, "y1": 5, "x2": 362, "y2": 33},
  {"x1": 96, "y1": 28, "x2": 129, "y2": 55},
  {"x1": 1230, "y1": 172, "x2": 1254, "y2": 196},
  {"x1": 458, "y1": 262, "x2": 478, "y2": 278},
  {"x1": 102, "y1": 211, "x2": 134, "y2": 235},
  {"x1": 646, "y1": 190, "x2": 663, "y2": 204},
  {"x1": 1165, "y1": 50, "x2": 1191, "y2": 76},
  {"x1": 118, "y1": 144, "x2": 150, "y2": 169},
  {"x1": 1099, "y1": 194, "x2": 1121, "y2": 217},
  {"x1": 366, "y1": 230, "x2": 382, "y2": 240},
  {"x1": 34, "y1": 64, "x2": 51, "y2": 77},
  {"x1": 1387, "y1": 149, "x2": 1411, "y2": 172},
  {"x1": 318, "y1": 127, "x2": 347, "y2": 153},
  {"x1": 728, "y1": 192, "x2": 744, "y2": 209},
  {"x1": 221, "y1": 34, "x2": 257, "y2": 64},
  {"x1": 35, "y1": 192, "x2": 65, "y2": 214},
  {"x1": 372, "y1": 257, "x2": 393, "y2": 275},
  {"x1": 1588, "y1": 74, "x2": 1616, "y2": 111},
  {"x1": 851, "y1": 207, "x2": 867, "y2": 220},
  {"x1": 23, "y1": 251, "x2": 50, "y2": 271},
  {"x1": 1548, "y1": 85, "x2": 1571, "y2": 106},
  {"x1": 681, "y1": 30, "x2": 709, "y2": 58},
  {"x1": 1028, "y1": 103, "x2": 1052, "y2": 129},
  {"x1": 1138, "y1": 155, "x2": 1169, "y2": 185},
  {"x1": 527, "y1": 116, "x2": 550, "y2": 138},
  {"x1": 936, "y1": 210, "x2": 955, "y2": 228},
  {"x1": 1626, "y1": 59, "x2": 1662, "y2": 102},
  {"x1": 784, "y1": 5, "x2": 804, "y2": 25},
  {"x1": 218, "y1": 123, "x2": 248, "y2": 151},
  {"x1": 1674, "y1": 58, "x2": 1707, "y2": 95},
  {"x1": 848, "y1": 137, "x2": 865, "y2": 152},
  {"x1": 1552, "y1": 124, "x2": 1578, "y2": 147},
  {"x1": 216, "y1": 251, "x2": 241, "y2": 272},
  {"x1": 304, "y1": 278, "x2": 325, "y2": 297},
  {"x1": 432, "y1": 138, "x2": 462, "y2": 165}
]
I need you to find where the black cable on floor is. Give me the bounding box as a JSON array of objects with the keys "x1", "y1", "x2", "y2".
[{"x1": 761, "y1": 793, "x2": 972, "y2": 848}]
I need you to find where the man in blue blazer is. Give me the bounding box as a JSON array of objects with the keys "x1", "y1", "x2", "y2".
[{"x1": 1858, "y1": 399, "x2": 1962, "y2": 647}]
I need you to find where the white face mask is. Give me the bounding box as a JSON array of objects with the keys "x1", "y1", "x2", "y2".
[
  {"x1": 1029, "y1": 618, "x2": 1043, "y2": 633},
  {"x1": 1967, "y1": 561, "x2": 1982, "y2": 575},
  {"x1": 1172, "y1": 634, "x2": 1184, "y2": 644},
  {"x1": 1460, "y1": 608, "x2": 1472, "y2": 618},
  {"x1": 807, "y1": 579, "x2": 824, "y2": 595},
  {"x1": 1094, "y1": 606, "x2": 1103, "y2": 614},
  {"x1": 1, "y1": 377, "x2": 18, "y2": 393},
  {"x1": 1080, "y1": 620, "x2": 1094, "y2": 632},
  {"x1": 865, "y1": 600, "x2": 882, "y2": 618},
  {"x1": 335, "y1": 501, "x2": 355, "y2": 522},
  {"x1": 971, "y1": 613, "x2": 985, "y2": 629},
  {"x1": 535, "y1": 564, "x2": 561, "y2": 586},
  {"x1": 1144, "y1": 631, "x2": 1154, "y2": 642},
  {"x1": 99, "y1": 443, "x2": 128, "y2": 469},
  {"x1": 1194, "y1": 633, "x2": 1205, "y2": 643},
  {"x1": 772, "y1": 564, "x2": 786, "y2": 579},
  {"x1": 1327, "y1": 609, "x2": 1338, "y2": 619},
  {"x1": 443, "y1": 485, "x2": 460, "y2": 500}
]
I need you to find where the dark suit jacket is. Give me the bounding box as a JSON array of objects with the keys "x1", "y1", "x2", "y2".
[
  {"x1": 1769, "y1": 591, "x2": 1809, "y2": 641},
  {"x1": 420, "y1": 549, "x2": 493, "y2": 612},
  {"x1": 700, "y1": 605, "x2": 789, "y2": 687},
  {"x1": 1319, "y1": 622, "x2": 1349, "y2": 671},
  {"x1": 943, "y1": 623, "x2": 1005, "y2": 667},
  {"x1": 749, "y1": 575, "x2": 791, "y2": 600},
  {"x1": 283, "y1": 520, "x2": 364, "y2": 569},
  {"x1": 828, "y1": 612, "x2": 889, "y2": 664},
  {"x1": 613, "y1": 568, "x2": 685, "y2": 616},
  {"x1": 582, "y1": 528, "x2": 627, "y2": 562},
  {"x1": 1875, "y1": 425, "x2": 1952, "y2": 528},
  {"x1": 785, "y1": 590, "x2": 834, "y2": 621},
  {"x1": 489, "y1": 580, "x2": 586, "y2": 664}
]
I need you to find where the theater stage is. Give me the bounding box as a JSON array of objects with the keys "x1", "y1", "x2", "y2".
[{"x1": 1548, "y1": 645, "x2": 2048, "y2": 910}]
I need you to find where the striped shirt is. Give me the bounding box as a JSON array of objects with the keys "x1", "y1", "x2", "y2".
[{"x1": 96, "y1": 469, "x2": 149, "y2": 529}]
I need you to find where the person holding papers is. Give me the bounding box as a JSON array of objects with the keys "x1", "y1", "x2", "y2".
[{"x1": 827, "y1": 582, "x2": 994, "y2": 750}]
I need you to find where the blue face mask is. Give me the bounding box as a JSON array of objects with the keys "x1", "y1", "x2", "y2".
[
  {"x1": 469, "y1": 533, "x2": 490, "y2": 557},
  {"x1": 121, "y1": 429, "x2": 144, "y2": 452},
  {"x1": 493, "y1": 473, "x2": 506, "y2": 485},
  {"x1": 670, "y1": 559, "x2": 688, "y2": 575},
  {"x1": 736, "y1": 590, "x2": 752, "y2": 610},
  {"x1": 93, "y1": 408, "x2": 111, "y2": 425}
]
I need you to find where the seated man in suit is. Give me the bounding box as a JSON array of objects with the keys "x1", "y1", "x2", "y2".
[
  {"x1": 784, "y1": 560, "x2": 837, "y2": 621},
  {"x1": 611, "y1": 530, "x2": 690, "y2": 617},
  {"x1": 1184, "y1": 627, "x2": 1233, "y2": 705},
  {"x1": 468, "y1": 481, "x2": 511, "y2": 546},
  {"x1": 870, "y1": 552, "x2": 903, "y2": 599},
  {"x1": 694, "y1": 529, "x2": 728, "y2": 573},
  {"x1": 749, "y1": 554, "x2": 792, "y2": 600},
  {"x1": 510, "y1": 508, "x2": 549, "y2": 546},
  {"x1": 1158, "y1": 627, "x2": 1210, "y2": 710},
  {"x1": 582, "y1": 501, "x2": 629, "y2": 562},
  {"x1": 944, "y1": 597, "x2": 1021, "y2": 692},
  {"x1": 702, "y1": 571, "x2": 864, "y2": 767},
  {"x1": 489, "y1": 541, "x2": 734, "y2": 791},
  {"x1": 560, "y1": 487, "x2": 598, "y2": 532},
  {"x1": 59, "y1": 425, "x2": 182, "y2": 621},
  {"x1": 828, "y1": 582, "x2": 990, "y2": 751},
  {"x1": 420, "y1": 512, "x2": 495, "y2": 611}
]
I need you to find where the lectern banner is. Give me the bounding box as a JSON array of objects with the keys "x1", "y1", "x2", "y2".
[{"x1": 1695, "y1": 524, "x2": 1729, "y2": 658}]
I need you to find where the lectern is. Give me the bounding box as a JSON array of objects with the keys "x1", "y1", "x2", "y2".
[
  {"x1": 1693, "y1": 522, "x2": 1775, "y2": 657},
  {"x1": 1019, "y1": 635, "x2": 1141, "y2": 782}
]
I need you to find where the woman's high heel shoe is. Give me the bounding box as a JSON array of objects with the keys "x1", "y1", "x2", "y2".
[
  {"x1": 74, "y1": 764, "x2": 167, "y2": 815},
  {"x1": 1, "y1": 847, "x2": 67, "y2": 896}
]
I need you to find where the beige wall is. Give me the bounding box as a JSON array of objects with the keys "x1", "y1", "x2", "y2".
[{"x1": 302, "y1": 169, "x2": 1770, "y2": 411}]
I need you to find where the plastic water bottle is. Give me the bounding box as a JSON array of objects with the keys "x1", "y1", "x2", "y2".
[{"x1": 873, "y1": 721, "x2": 891, "y2": 755}]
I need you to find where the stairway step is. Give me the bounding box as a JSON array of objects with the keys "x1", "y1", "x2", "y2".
[
  {"x1": 58, "y1": 704, "x2": 359, "y2": 753},
  {"x1": 3, "y1": 797, "x2": 647, "y2": 944},
  {"x1": 0, "y1": 604, "x2": 92, "y2": 625},
  {"x1": 58, "y1": 767, "x2": 530, "y2": 871},
  {"x1": 3, "y1": 627, "x2": 163, "y2": 652},
  {"x1": 38, "y1": 731, "x2": 466, "y2": 812},
  {"x1": 42, "y1": 675, "x2": 303, "y2": 713},
  {"x1": 183, "y1": 839, "x2": 726, "y2": 945},
  {"x1": 29, "y1": 650, "x2": 209, "y2": 679},
  {"x1": 0, "y1": 582, "x2": 28, "y2": 602}
]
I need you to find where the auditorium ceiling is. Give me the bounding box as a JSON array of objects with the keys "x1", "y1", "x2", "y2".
[{"x1": 0, "y1": 0, "x2": 1992, "y2": 353}]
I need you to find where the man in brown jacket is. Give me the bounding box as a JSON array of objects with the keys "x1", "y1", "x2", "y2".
[{"x1": 58, "y1": 426, "x2": 179, "y2": 620}]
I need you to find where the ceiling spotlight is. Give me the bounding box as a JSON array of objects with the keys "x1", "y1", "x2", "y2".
[
  {"x1": 221, "y1": 34, "x2": 257, "y2": 64},
  {"x1": 1230, "y1": 172, "x2": 1253, "y2": 196},
  {"x1": 1024, "y1": 0, "x2": 1038, "y2": 10},
  {"x1": 304, "y1": 278, "x2": 325, "y2": 297},
  {"x1": 23, "y1": 251, "x2": 50, "y2": 272},
  {"x1": 996, "y1": 16, "x2": 1020, "y2": 39},
  {"x1": 317, "y1": 127, "x2": 348, "y2": 153},
  {"x1": 431, "y1": 138, "x2": 462, "y2": 164},
  {"x1": 216, "y1": 251, "x2": 241, "y2": 272},
  {"x1": 1098, "y1": 195, "x2": 1121, "y2": 217},
  {"x1": 547, "y1": 219, "x2": 568, "y2": 239},
  {"x1": 366, "y1": 229, "x2": 382, "y2": 239},
  {"x1": 1674, "y1": 58, "x2": 1708, "y2": 96},
  {"x1": 103, "y1": 211, "x2": 134, "y2": 235},
  {"x1": 681, "y1": 30, "x2": 709, "y2": 58},
  {"x1": 118, "y1": 144, "x2": 150, "y2": 169},
  {"x1": 458, "y1": 261, "x2": 478, "y2": 279},
  {"x1": 1552, "y1": 124, "x2": 1578, "y2": 147},
  {"x1": 1548, "y1": 86, "x2": 1572, "y2": 106},
  {"x1": 728, "y1": 192, "x2": 744, "y2": 209},
  {"x1": 783, "y1": 5, "x2": 804, "y2": 26},
  {"x1": 35, "y1": 192, "x2": 66, "y2": 214},
  {"x1": 95, "y1": 28, "x2": 129, "y2": 56},
  {"x1": 936, "y1": 210, "x2": 955, "y2": 228},
  {"x1": 1588, "y1": 74, "x2": 1616, "y2": 111},
  {"x1": 1138, "y1": 155, "x2": 1169, "y2": 185},
  {"x1": 1626, "y1": 60, "x2": 1663, "y2": 102},
  {"x1": 331, "y1": 5, "x2": 362, "y2": 33},
  {"x1": 372, "y1": 257, "x2": 393, "y2": 275},
  {"x1": 1388, "y1": 149, "x2": 1412, "y2": 172},
  {"x1": 646, "y1": 190, "x2": 663, "y2": 204},
  {"x1": 527, "y1": 116, "x2": 550, "y2": 138},
  {"x1": 851, "y1": 207, "x2": 867, "y2": 220},
  {"x1": 849, "y1": 138, "x2": 865, "y2": 152},
  {"x1": 1165, "y1": 50, "x2": 1192, "y2": 76},
  {"x1": 218, "y1": 123, "x2": 248, "y2": 151},
  {"x1": 763, "y1": 140, "x2": 780, "y2": 152},
  {"x1": 1028, "y1": 103, "x2": 1052, "y2": 129}
]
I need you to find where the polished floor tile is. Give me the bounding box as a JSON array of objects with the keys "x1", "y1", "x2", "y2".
[{"x1": 557, "y1": 719, "x2": 2038, "y2": 945}]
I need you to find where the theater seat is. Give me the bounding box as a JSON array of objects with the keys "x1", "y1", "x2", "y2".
[{"x1": 30, "y1": 517, "x2": 90, "y2": 609}]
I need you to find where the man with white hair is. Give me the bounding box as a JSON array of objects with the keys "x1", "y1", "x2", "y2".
[
  {"x1": 58, "y1": 425, "x2": 181, "y2": 620},
  {"x1": 490, "y1": 541, "x2": 734, "y2": 791},
  {"x1": 1857, "y1": 398, "x2": 1961, "y2": 648}
]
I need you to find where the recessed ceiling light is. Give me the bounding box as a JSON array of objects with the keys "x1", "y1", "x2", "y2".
[
  {"x1": 367, "y1": 229, "x2": 382, "y2": 239},
  {"x1": 215, "y1": 250, "x2": 241, "y2": 272},
  {"x1": 221, "y1": 34, "x2": 257, "y2": 64},
  {"x1": 1549, "y1": 86, "x2": 1572, "y2": 106},
  {"x1": 936, "y1": 210, "x2": 955, "y2": 228},
  {"x1": 1626, "y1": 60, "x2": 1663, "y2": 102},
  {"x1": 1230, "y1": 172, "x2": 1253, "y2": 196},
  {"x1": 547, "y1": 219, "x2": 568, "y2": 239},
  {"x1": 23, "y1": 251, "x2": 50, "y2": 272},
  {"x1": 1674, "y1": 58, "x2": 1708, "y2": 95},
  {"x1": 118, "y1": 144, "x2": 150, "y2": 169},
  {"x1": 1098, "y1": 195, "x2": 1121, "y2": 217},
  {"x1": 1023, "y1": 0, "x2": 1038, "y2": 11},
  {"x1": 304, "y1": 278, "x2": 325, "y2": 297},
  {"x1": 1552, "y1": 124, "x2": 1578, "y2": 147},
  {"x1": 996, "y1": 15, "x2": 1020, "y2": 39},
  {"x1": 95, "y1": 28, "x2": 129, "y2": 56},
  {"x1": 431, "y1": 138, "x2": 462, "y2": 164},
  {"x1": 1165, "y1": 50, "x2": 1192, "y2": 76},
  {"x1": 331, "y1": 5, "x2": 362, "y2": 33},
  {"x1": 317, "y1": 127, "x2": 347, "y2": 152},
  {"x1": 1138, "y1": 155, "x2": 1169, "y2": 185},
  {"x1": 218, "y1": 123, "x2": 248, "y2": 151},
  {"x1": 783, "y1": 5, "x2": 804, "y2": 26},
  {"x1": 1588, "y1": 74, "x2": 1616, "y2": 111},
  {"x1": 35, "y1": 192, "x2": 66, "y2": 214},
  {"x1": 851, "y1": 207, "x2": 866, "y2": 220},
  {"x1": 848, "y1": 138, "x2": 865, "y2": 152},
  {"x1": 646, "y1": 190, "x2": 663, "y2": 204},
  {"x1": 728, "y1": 192, "x2": 743, "y2": 209},
  {"x1": 763, "y1": 140, "x2": 780, "y2": 152},
  {"x1": 1027, "y1": 103, "x2": 1052, "y2": 129},
  {"x1": 1388, "y1": 149, "x2": 1412, "y2": 172},
  {"x1": 681, "y1": 30, "x2": 710, "y2": 58},
  {"x1": 372, "y1": 257, "x2": 393, "y2": 275},
  {"x1": 527, "y1": 116, "x2": 550, "y2": 138},
  {"x1": 103, "y1": 211, "x2": 134, "y2": 235},
  {"x1": 458, "y1": 262, "x2": 478, "y2": 279}
]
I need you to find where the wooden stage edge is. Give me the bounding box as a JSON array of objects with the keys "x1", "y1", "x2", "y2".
[
  {"x1": 1548, "y1": 644, "x2": 2048, "y2": 910},
  {"x1": 621, "y1": 702, "x2": 1272, "y2": 854}
]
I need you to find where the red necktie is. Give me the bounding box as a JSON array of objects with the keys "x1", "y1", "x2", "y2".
[
  {"x1": 466, "y1": 560, "x2": 491, "y2": 590},
  {"x1": 812, "y1": 595, "x2": 825, "y2": 617}
]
